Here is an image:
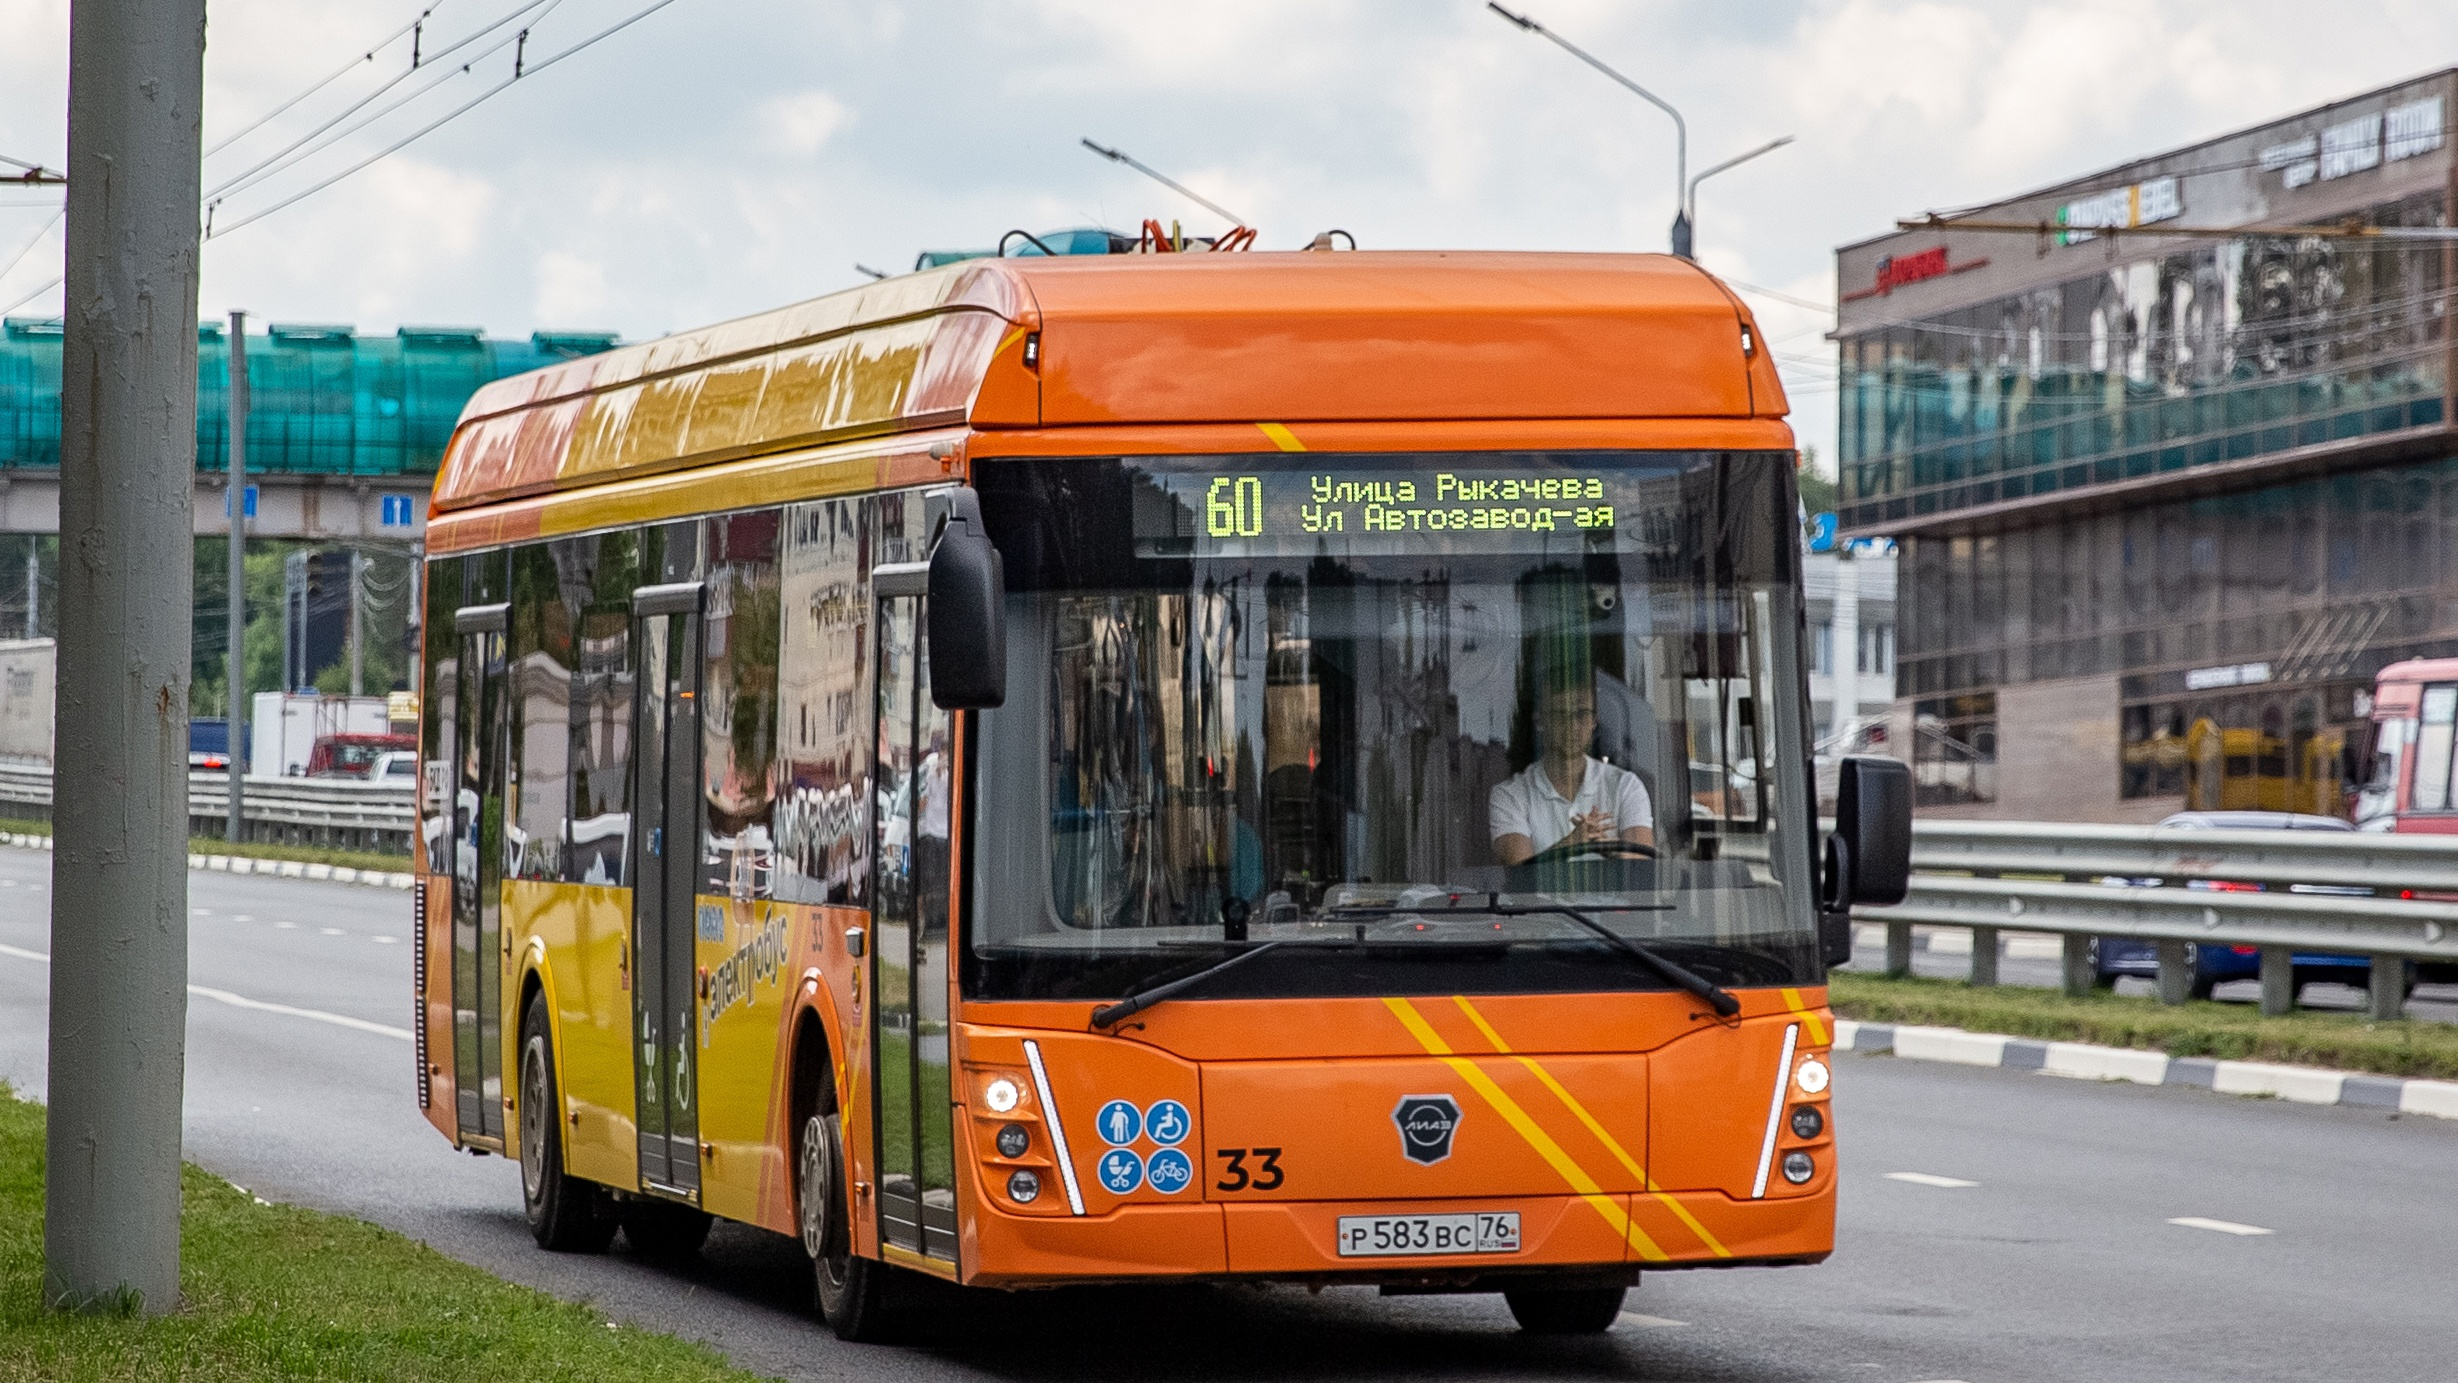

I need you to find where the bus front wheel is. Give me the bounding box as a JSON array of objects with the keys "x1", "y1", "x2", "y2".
[
  {"x1": 518, "y1": 998, "x2": 616, "y2": 1253},
  {"x1": 800, "y1": 1110, "x2": 891, "y2": 1341},
  {"x1": 1504, "y1": 1282, "x2": 1627, "y2": 1335}
]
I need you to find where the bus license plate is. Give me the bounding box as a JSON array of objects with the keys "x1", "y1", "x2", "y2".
[{"x1": 1336, "y1": 1212, "x2": 1520, "y2": 1257}]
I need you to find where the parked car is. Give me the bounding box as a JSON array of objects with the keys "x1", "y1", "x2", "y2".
[
  {"x1": 367, "y1": 751, "x2": 417, "y2": 783},
  {"x1": 2091, "y1": 810, "x2": 2400, "y2": 1000}
]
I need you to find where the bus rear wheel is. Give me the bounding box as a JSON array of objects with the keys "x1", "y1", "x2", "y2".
[
  {"x1": 1503, "y1": 1282, "x2": 1627, "y2": 1335},
  {"x1": 518, "y1": 998, "x2": 615, "y2": 1253},
  {"x1": 800, "y1": 1110, "x2": 891, "y2": 1341}
]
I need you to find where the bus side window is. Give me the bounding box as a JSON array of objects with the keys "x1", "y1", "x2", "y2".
[
  {"x1": 775, "y1": 498, "x2": 873, "y2": 907},
  {"x1": 701, "y1": 510, "x2": 783, "y2": 899},
  {"x1": 566, "y1": 531, "x2": 640, "y2": 888},
  {"x1": 2411, "y1": 685, "x2": 2457, "y2": 812}
]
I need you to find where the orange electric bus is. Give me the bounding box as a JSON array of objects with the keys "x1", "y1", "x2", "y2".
[{"x1": 413, "y1": 246, "x2": 1910, "y2": 1339}]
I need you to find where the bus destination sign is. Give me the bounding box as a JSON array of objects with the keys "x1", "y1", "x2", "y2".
[{"x1": 1138, "y1": 465, "x2": 1657, "y2": 557}]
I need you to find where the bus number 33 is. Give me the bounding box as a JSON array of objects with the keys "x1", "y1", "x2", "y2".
[{"x1": 1213, "y1": 1147, "x2": 1285, "y2": 1192}]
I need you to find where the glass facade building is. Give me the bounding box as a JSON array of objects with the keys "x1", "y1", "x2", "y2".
[
  {"x1": 1833, "y1": 71, "x2": 2458, "y2": 821},
  {"x1": 0, "y1": 318, "x2": 618, "y2": 478}
]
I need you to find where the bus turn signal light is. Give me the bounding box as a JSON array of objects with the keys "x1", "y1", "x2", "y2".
[
  {"x1": 1789, "y1": 1105, "x2": 1823, "y2": 1140},
  {"x1": 984, "y1": 1077, "x2": 1022, "y2": 1113},
  {"x1": 996, "y1": 1123, "x2": 1031, "y2": 1158},
  {"x1": 1795, "y1": 1057, "x2": 1829, "y2": 1095}
]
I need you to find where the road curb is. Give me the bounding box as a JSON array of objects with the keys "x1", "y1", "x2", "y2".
[
  {"x1": 1, "y1": 831, "x2": 412, "y2": 890},
  {"x1": 1835, "y1": 1019, "x2": 2458, "y2": 1120}
]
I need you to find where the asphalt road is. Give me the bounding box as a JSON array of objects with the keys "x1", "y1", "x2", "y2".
[{"x1": 2, "y1": 844, "x2": 2453, "y2": 1382}]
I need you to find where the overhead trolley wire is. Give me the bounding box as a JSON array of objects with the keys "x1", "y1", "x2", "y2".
[
  {"x1": 207, "y1": 0, "x2": 686, "y2": 241},
  {"x1": 204, "y1": 2, "x2": 450, "y2": 158},
  {"x1": 205, "y1": 0, "x2": 560, "y2": 209}
]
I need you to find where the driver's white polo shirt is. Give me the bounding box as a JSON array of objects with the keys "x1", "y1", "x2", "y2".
[{"x1": 1488, "y1": 756, "x2": 1652, "y2": 855}]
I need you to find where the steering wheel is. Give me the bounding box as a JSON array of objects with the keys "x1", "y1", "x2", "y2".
[{"x1": 1520, "y1": 836, "x2": 1658, "y2": 867}]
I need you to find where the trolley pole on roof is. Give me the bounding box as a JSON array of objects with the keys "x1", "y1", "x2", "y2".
[
  {"x1": 47, "y1": 0, "x2": 203, "y2": 1315},
  {"x1": 227, "y1": 310, "x2": 249, "y2": 841}
]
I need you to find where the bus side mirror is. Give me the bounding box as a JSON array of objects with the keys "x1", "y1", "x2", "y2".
[
  {"x1": 928, "y1": 486, "x2": 1006, "y2": 710},
  {"x1": 1819, "y1": 755, "x2": 1912, "y2": 966}
]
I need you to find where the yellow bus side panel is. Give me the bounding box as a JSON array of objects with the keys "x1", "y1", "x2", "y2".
[
  {"x1": 505, "y1": 880, "x2": 638, "y2": 1190},
  {"x1": 696, "y1": 894, "x2": 798, "y2": 1232}
]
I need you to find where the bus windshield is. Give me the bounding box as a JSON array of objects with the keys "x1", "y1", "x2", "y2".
[{"x1": 966, "y1": 451, "x2": 1818, "y2": 1002}]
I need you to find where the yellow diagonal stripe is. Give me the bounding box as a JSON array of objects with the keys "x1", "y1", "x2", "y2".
[
  {"x1": 1384, "y1": 998, "x2": 1666, "y2": 1262},
  {"x1": 994, "y1": 325, "x2": 1028, "y2": 360},
  {"x1": 1450, "y1": 994, "x2": 1511, "y2": 1052},
  {"x1": 1451, "y1": 996, "x2": 1731, "y2": 1259},
  {"x1": 1781, "y1": 987, "x2": 1830, "y2": 1046},
  {"x1": 1255, "y1": 421, "x2": 1307, "y2": 452}
]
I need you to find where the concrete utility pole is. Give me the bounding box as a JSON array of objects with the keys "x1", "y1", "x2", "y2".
[
  {"x1": 47, "y1": 0, "x2": 204, "y2": 1316},
  {"x1": 226, "y1": 311, "x2": 248, "y2": 842}
]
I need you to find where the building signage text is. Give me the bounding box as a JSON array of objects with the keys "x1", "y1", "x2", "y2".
[
  {"x1": 2055, "y1": 177, "x2": 2182, "y2": 245},
  {"x1": 2263, "y1": 95, "x2": 2443, "y2": 190},
  {"x1": 1843, "y1": 246, "x2": 1986, "y2": 302}
]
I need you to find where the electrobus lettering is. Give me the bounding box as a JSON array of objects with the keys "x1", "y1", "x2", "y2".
[{"x1": 704, "y1": 913, "x2": 788, "y2": 1034}]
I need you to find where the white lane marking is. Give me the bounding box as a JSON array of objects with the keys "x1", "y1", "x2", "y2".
[
  {"x1": 192, "y1": 908, "x2": 212, "y2": 916},
  {"x1": 1616, "y1": 1312, "x2": 1686, "y2": 1329},
  {"x1": 232, "y1": 914, "x2": 254, "y2": 922},
  {"x1": 1886, "y1": 1172, "x2": 1980, "y2": 1188},
  {"x1": 2168, "y1": 1216, "x2": 2273, "y2": 1237},
  {"x1": 274, "y1": 921, "x2": 296, "y2": 930},
  {"x1": 372, "y1": 935, "x2": 399, "y2": 944},
  {"x1": 0, "y1": 942, "x2": 409, "y2": 1042},
  {"x1": 319, "y1": 927, "x2": 345, "y2": 936}
]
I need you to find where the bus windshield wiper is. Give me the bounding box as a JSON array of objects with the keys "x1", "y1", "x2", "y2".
[
  {"x1": 1325, "y1": 900, "x2": 1739, "y2": 1017},
  {"x1": 1090, "y1": 941, "x2": 1292, "y2": 1030},
  {"x1": 1535, "y1": 905, "x2": 1740, "y2": 1017}
]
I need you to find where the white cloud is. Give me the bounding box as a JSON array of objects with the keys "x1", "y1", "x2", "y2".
[
  {"x1": 534, "y1": 249, "x2": 611, "y2": 326},
  {"x1": 760, "y1": 90, "x2": 853, "y2": 158}
]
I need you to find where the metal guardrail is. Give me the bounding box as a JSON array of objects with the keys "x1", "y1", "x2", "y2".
[
  {"x1": 1856, "y1": 820, "x2": 2458, "y2": 1021},
  {"x1": 0, "y1": 760, "x2": 413, "y2": 853}
]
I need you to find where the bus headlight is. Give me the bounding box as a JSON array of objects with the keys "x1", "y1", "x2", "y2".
[
  {"x1": 1789, "y1": 1105, "x2": 1823, "y2": 1140},
  {"x1": 1007, "y1": 1169, "x2": 1041, "y2": 1204},
  {"x1": 1781, "y1": 1151, "x2": 1815, "y2": 1185},
  {"x1": 1794, "y1": 1057, "x2": 1829, "y2": 1095},
  {"x1": 996, "y1": 1123, "x2": 1031, "y2": 1158},
  {"x1": 984, "y1": 1077, "x2": 1022, "y2": 1113}
]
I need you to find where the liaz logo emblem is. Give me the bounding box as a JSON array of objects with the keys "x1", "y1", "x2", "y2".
[{"x1": 1392, "y1": 1094, "x2": 1462, "y2": 1165}]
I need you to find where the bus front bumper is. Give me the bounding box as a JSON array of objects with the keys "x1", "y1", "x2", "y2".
[{"x1": 962, "y1": 1186, "x2": 1833, "y2": 1289}]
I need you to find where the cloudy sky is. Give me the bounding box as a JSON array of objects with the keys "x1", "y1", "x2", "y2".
[{"x1": 2, "y1": 0, "x2": 2453, "y2": 465}]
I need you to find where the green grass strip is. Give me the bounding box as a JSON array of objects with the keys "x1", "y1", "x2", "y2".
[
  {"x1": 1830, "y1": 971, "x2": 2458, "y2": 1081},
  {"x1": 0, "y1": 815, "x2": 408, "y2": 873},
  {"x1": 0, "y1": 1083, "x2": 772, "y2": 1381}
]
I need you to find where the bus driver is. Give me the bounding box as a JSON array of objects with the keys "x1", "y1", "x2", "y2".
[{"x1": 1490, "y1": 678, "x2": 1656, "y2": 865}]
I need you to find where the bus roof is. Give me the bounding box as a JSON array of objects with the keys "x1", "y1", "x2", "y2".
[{"x1": 431, "y1": 251, "x2": 1785, "y2": 515}]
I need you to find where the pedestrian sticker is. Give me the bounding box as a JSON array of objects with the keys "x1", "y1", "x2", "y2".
[
  {"x1": 1145, "y1": 1147, "x2": 1194, "y2": 1194},
  {"x1": 1144, "y1": 1099, "x2": 1191, "y2": 1146},
  {"x1": 1095, "y1": 1100, "x2": 1141, "y2": 1146},
  {"x1": 1097, "y1": 1147, "x2": 1144, "y2": 1194}
]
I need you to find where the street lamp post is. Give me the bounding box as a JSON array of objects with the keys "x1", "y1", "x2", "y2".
[
  {"x1": 1686, "y1": 135, "x2": 1795, "y2": 253},
  {"x1": 1488, "y1": 3, "x2": 1686, "y2": 255}
]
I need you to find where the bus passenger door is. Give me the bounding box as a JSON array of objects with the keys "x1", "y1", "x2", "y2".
[
  {"x1": 450, "y1": 603, "x2": 510, "y2": 1147},
  {"x1": 630, "y1": 584, "x2": 705, "y2": 1197},
  {"x1": 870, "y1": 567, "x2": 958, "y2": 1262}
]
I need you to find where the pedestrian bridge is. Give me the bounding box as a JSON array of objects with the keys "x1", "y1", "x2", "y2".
[{"x1": 0, "y1": 317, "x2": 617, "y2": 540}]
